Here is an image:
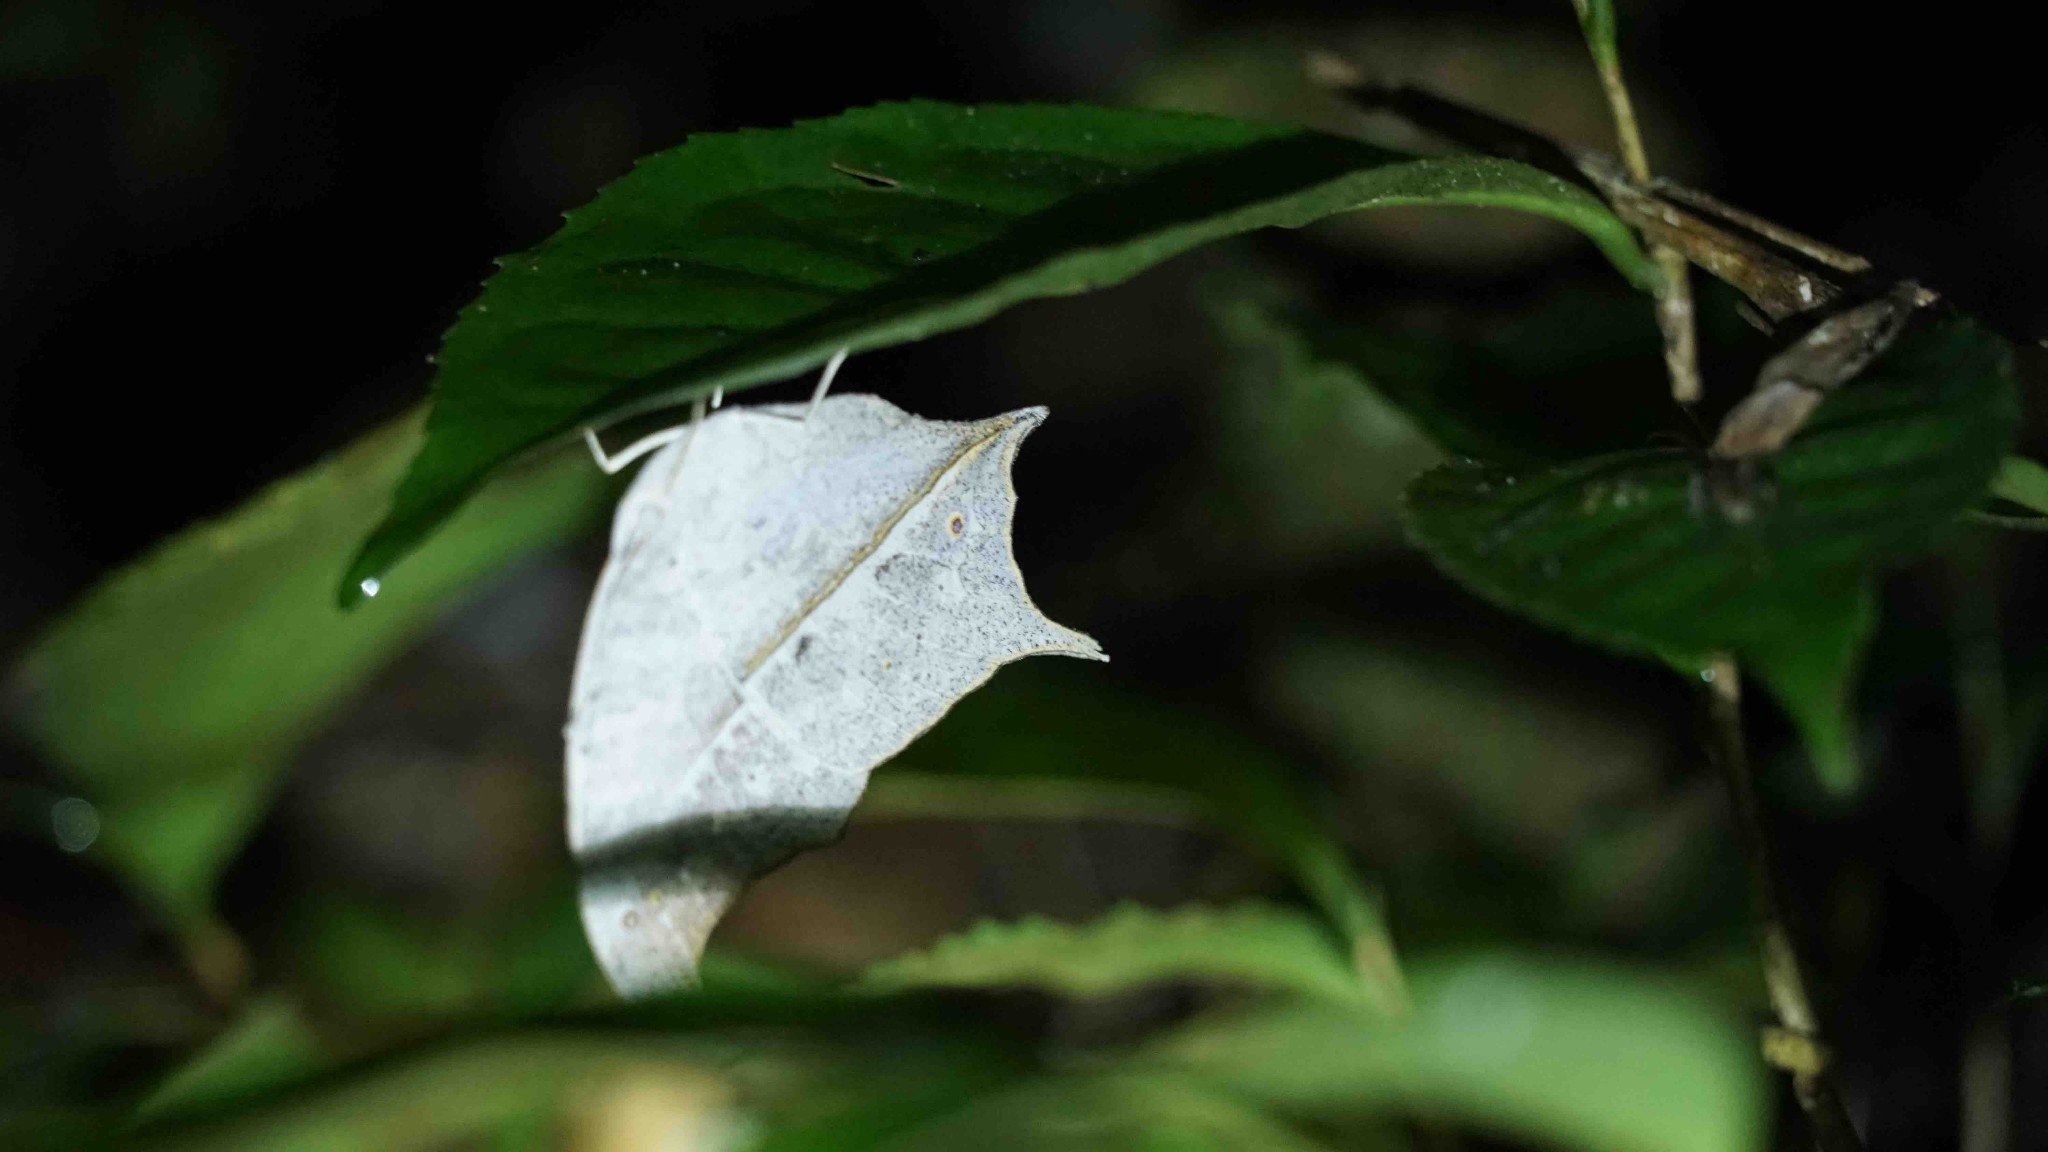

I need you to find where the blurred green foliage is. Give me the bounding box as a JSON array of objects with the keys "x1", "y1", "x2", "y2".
[
  {"x1": 4, "y1": 413, "x2": 610, "y2": 941},
  {"x1": 1142, "y1": 951, "x2": 1761, "y2": 1152},
  {"x1": 863, "y1": 902, "x2": 1371, "y2": 1006},
  {"x1": 883, "y1": 661, "x2": 1401, "y2": 1008}
]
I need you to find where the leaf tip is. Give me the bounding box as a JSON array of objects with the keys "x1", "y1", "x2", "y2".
[{"x1": 337, "y1": 547, "x2": 384, "y2": 611}]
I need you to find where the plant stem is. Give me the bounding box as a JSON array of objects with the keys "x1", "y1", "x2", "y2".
[
  {"x1": 1703, "y1": 654, "x2": 1865, "y2": 1152},
  {"x1": 1577, "y1": 5, "x2": 1701, "y2": 405},
  {"x1": 1950, "y1": 539, "x2": 2016, "y2": 1152},
  {"x1": 1951, "y1": 540, "x2": 2019, "y2": 863},
  {"x1": 1649, "y1": 248, "x2": 1700, "y2": 403},
  {"x1": 1583, "y1": 16, "x2": 1856, "y2": 1135}
]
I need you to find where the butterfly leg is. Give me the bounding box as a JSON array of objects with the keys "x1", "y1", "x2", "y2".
[
  {"x1": 587, "y1": 346, "x2": 847, "y2": 466},
  {"x1": 583, "y1": 396, "x2": 711, "y2": 476},
  {"x1": 804, "y1": 347, "x2": 850, "y2": 422}
]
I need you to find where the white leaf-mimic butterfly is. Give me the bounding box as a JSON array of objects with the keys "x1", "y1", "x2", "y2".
[{"x1": 567, "y1": 366, "x2": 1103, "y2": 996}]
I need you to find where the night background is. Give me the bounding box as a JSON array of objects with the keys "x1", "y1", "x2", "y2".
[{"x1": 4, "y1": 2, "x2": 2047, "y2": 1148}]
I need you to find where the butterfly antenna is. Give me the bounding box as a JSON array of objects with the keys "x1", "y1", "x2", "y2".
[{"x1": 805, "y1": 347, "x2": 850, "y2": 422}]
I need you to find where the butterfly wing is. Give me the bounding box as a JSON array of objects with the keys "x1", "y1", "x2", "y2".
[{"x1": 567, "y1": 394, "x2": 1101, "y2": 995}]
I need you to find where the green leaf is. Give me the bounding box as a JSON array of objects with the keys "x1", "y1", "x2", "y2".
[
  {"x1": 864, "y1": 902, "x2": 1372, "y2": 1007},
  {"x1": 133, "y1": 1034, "x2": 731, "y2": 1152},
  {"x1": 1990, "y1": 455, "x2": 2048, "y2": 516},
  {"x1": 129, "y1": 988, "x2": 1026, "y2": 1152},
  {"x1": 1262, "y1": 628, "x2": 1668, "y2": 862},
  {"x1": 1281, "y1": 284, "x2": 1685, "y2": 466},
  {"x1": 286, "y1": 884, "x2": 599, "y2": 1018},
  {"x1": 891, "y1": 1073, "x2": 1341, "y2": 1152},
  {"x1": 737, "y1": 1001, "x2": 1032, "y2": 1152},
  {"x1": 883, "y1": 663, "x2": 1405, "y2": 1015},
  {"x1": 4, "y1": 412, "x2": 611, "y2": 929},
  {"x1": 1404, "y1": 317, "x2": 2019, "y2": 790},
  {"x1": 345, "y1": 100, "x2": 1656, "y2": 603},
  {"x1": 134, "y1": 998, "x2": 326, "y2": 1126},
  {"x1": 1204, "y1": 278, "x2": 1443, "y2": 558},
  {"x1": 1142, "y1": 950, "x2": 1764, "y2": 1152}
]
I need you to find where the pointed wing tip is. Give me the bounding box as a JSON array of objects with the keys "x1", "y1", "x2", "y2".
[
  {"x1": 1003, "y1": 405, "x2": 1051, "y2": 431},
  {"x1": 1046, "y1": 627, "x2": 1108, "y2": 663}
]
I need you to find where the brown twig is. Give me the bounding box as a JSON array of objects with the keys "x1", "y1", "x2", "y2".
[
  {"x1": 1585, "y1": 27, "x2": 1862, "y2": 1138},
  {"x1": 1703, "y1": 655, "x2": 1865, "y2": 1152}
]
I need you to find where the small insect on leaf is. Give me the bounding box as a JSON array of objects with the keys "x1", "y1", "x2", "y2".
[
  {"x1": 566, "y1": 394, "x2": 1104, "y2": 997},
  {"x1": 1701, "y1": 282, "x2": 1926, "y2": 525},
  {"x1": 1712, "y1": 281, "x2": 1925, "y2": 462}
]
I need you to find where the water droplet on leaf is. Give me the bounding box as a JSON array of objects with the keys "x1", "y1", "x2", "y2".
[{"x1": 51, "y1": 798, "x2": 99, "y2": 853}]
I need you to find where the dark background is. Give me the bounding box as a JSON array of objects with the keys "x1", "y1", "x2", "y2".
[{"x1": 4, "y1": 2, "x2": 2047, "y2": 1148}]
